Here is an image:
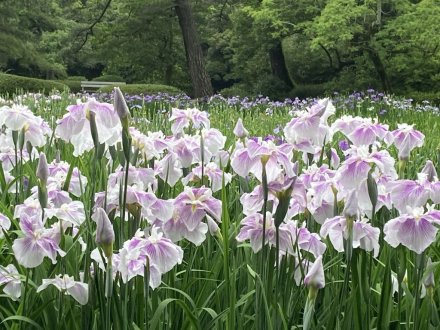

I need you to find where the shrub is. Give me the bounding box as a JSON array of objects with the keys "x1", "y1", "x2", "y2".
[
  {"x1": 67, "y1": 76, "x2": 87, "y2": 81},
  {"x1": 99, "y1": 84, "x2": 182, "y2": 95},
  {"x1": 0, "y1": 73, "x2": 67, "y2": 95},
  {"x1": 404, "y1": 91, "x2": 440, "y2": 106},
  {"x1": 58, "y1": 80, "x2": 82, "y2": 93},
  {"x1": 219, "y1": 84, "x2": 251, "y2": 98},
  {"x1": 92, "y1": 74, "x2": 125, "y2": 82},
  {"x1": 289, "y1": 84, "x2": 329, "y2": 99}
]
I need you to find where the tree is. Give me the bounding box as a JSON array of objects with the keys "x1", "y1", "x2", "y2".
[{"x1": 174, "y1": 0, "x2": 213, "y2": 97}]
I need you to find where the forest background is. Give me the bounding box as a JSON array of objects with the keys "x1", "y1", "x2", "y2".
[{"x1": 0, "y1": 0, "x2": 439, "y2": 100}]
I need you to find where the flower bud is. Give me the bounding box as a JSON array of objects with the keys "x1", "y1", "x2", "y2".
[
  {"x1": 367, "y1": 171, "x2": 378, "y2": 211},
  {"x1": 423, "y1": 257, "x2": 435, "y2": 289},
  {"x1": 26, "y1": 141, "x2": 32, "y2": 157},
  {"x1": 422, "y1": 160, "x2": 438, "y2": 182},
  {"x1": 343, "y1": 189, "x2": 358, "y2": 219},
  {"x1": 233, "y1": 118, "x2": 249, "y2": 138},
  {"x1": 304, "y1": 256, "x2": 325, "y2": 289},
  {"x1": 36, "y1": 153, "x2": 49, "y2": 184},
  {"x1": 114, "y1": 87, "x2": 130, "y2": 130},
  {"x1": 92, "y1": 208, "x2": 115, "y2": 259},
  {"x1": 89, "y1": 111, "x2": 99, "y2": 149},
  {"x1": 55, "y1": 149, "x2": 61, "y2": 163}
]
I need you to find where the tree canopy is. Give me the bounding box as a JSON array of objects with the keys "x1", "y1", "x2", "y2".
[{"x1": 0, "y1": 0, "x2": 439, "y2": 98}]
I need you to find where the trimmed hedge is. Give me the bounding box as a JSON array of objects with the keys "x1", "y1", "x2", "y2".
[
  {"x1": 57, "y1": 80, "x2": 82, "y2": 93},
  {"x1": 92, "y1": 74, "x2": 125, "y2": 82},
  {"x1": 0, "y1": 73, "x2": 67, "y2": 95},
  {"x1": 405, "y1": 91, "x2": 440, "y2": 106},
  {"x1": 67, "y1": 76, "x2": 87, "y2": 81},
  {"x1": 99, "y1": 84, "x2": 182, "y2": 95}
]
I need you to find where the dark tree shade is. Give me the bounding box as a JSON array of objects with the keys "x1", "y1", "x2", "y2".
[{"x1": 175, "y1": 0, "x2": 213, "y2": 98}]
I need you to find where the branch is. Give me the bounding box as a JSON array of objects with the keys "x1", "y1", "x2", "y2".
[
  {"x1": 75, "y1": 0, "x2": 112, "y2": 52},
  {"x1": 319, "y1": 43, "x2": 333, "y2": 68}
]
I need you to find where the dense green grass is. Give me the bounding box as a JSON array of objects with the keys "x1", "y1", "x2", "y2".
[{"x1": 0, "y1": 91, "x2": 440, "y2": 329}]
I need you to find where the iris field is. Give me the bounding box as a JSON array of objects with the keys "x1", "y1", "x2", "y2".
[{"x1": 0, "y1": 89, "x2": 440, "y2": 329}]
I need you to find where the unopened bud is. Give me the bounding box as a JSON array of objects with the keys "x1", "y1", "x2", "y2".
[
  {"x1": 233, "y1": 118, "x2": 249, "y2": 139},
  {"x1": 423, "y1": 258, "x2": 435, "y2": 289},
  {"x1": 89, "y1": 111, "x2": 99, "y2": 149},
  {"x1": 36, "y1": 153, "x2": 49, "y2": 184},
  {"x1": 92, "y1": 208, "x2": 115, "y2": 259},
  {"x1": 343, "y1": 189, "x2": 358, "y2": 219},
  {"x1": 422, "y1": 160, "x2": 437, "y2": 182},
  {"x1": 114, "y1": 87, "x2": 130, "y2": 130},
  {"x1": 367, "y1": 171, "x2": 378, "y2": 211}
]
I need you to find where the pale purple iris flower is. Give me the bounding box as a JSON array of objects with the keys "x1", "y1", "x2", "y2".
[
  {"x1": 0, "y1": 213, "x2": 11, "y2": 238},
  {"x1": 182, "y1": 162, "x2": 232, "y2": 192},
  {"x1": 236, "y1": 212, "x2": 276, "y2": 253},
  {"x1": 37, "y1": 274, "x2": 88, "y2": 305},
  {"x1": 108, "y1": 165, "x2": 156, "y2": 192},
  {"x1": 118, "y1": 227, "x2": 183, "y2": 288},
  {"x1": 390, "y1": 124, "x2": 425, "y2": 160},
  {"x1": 386, "y1": 175, "x2": 431, "y2": 214},
  {"x1": 231, "y1": 139, "x2": 295, "y2": 182},
  {"x1": 320, "y1": 216, "x2": 380, "y2": 257},
  {"x1": 45, "y1": 201, "x2": 86, "y2": 228},
  {"x1": 12, "y1": 214, "x2": 66, "y2": 268},
  {"x1": 383, "y1": 206, "x2": 440, "y2": 254},
  {"x1": 336, "y1": 145, "x2": 397, "y2": 191},
  {"x1": 0, "y1": 264, "x2": 21, "y2": 300},
  {"x1": 130, "y1": 128, "x2": 168, "y2": 161},
  {"x1": 0, "y1": 104, "x2": 52, "y2": 147},
  {"x1": 332, "y1": 116, "x2": 391, "y2": 146},
  {"x1": 236, "y1": 213, "x2": 326, "y2": 258},
  {"x1": 169, "y1": 108, "x2": 210, "y2": 136},
  {"x1": 284, "y1": 98, "x2": 335, "y2": 149},
  {"x1": 239, "y1": 173, "x2": 302, "y2": 219},
  {"x1": 161, "y1": 187, "x2": 221, "y2": 245},
  {"x1": 155, "y1": 152, "x2": 183, "y2": 187},
  {"x1": 47, "y1": 161, "x2": 87, "y2": 197},
  {"x1": 95, "y1": 184, "x2": 172, "y2": 224},
  {"x1": 55, "y1": 98, "x2": 121, "y2": 156}
]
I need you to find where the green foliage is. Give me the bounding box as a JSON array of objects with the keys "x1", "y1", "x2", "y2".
[
  {"x1": 99, "y1": 83, "x2": 182, "y2": 95},
  {"x1": 67, "y1": 76, "x2": 87, "y2": 81},
  {"x1": 57, "y1": 80, "x2": 82, "y2": 93},
  {"x1": 92, "y1": 74, "x2": 125, "y2": 82},
  {"x1": 289, "y1": 83, "x2": 329, "y2": 99},
  {"x1": 0, "y1": 73, "x2": 67, "y2": 95},
  {"x1": 0, "y1": 0, "x2": 439, "y2": 97},
  {"x1": 404, "y1": 91, "x2": 440, "y2": 106}
]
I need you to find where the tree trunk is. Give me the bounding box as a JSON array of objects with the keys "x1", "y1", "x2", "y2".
[
  {"x1": 269, "y1": 41, "x2": 293, "y2": 88},
  {"x1": 175, "y1": 0, "x2": 213, "y2": 98},
  {"x1": 365, "y1": 47, "x2": 392, "y2": 92}
]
